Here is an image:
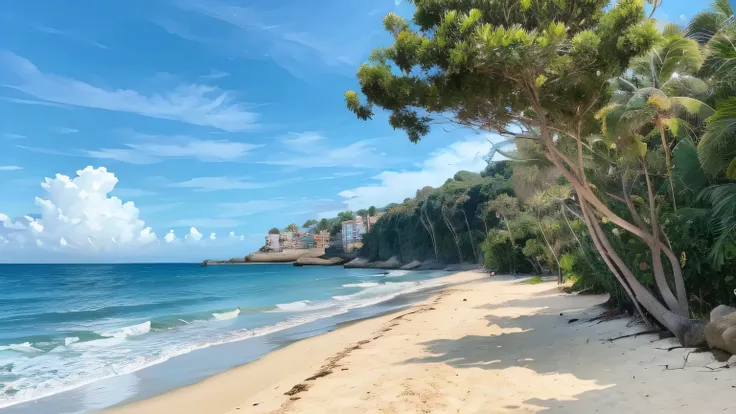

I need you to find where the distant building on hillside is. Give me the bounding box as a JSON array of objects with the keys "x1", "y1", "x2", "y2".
[
  {"x1": 300, "y1": 235, "x2": 316, "y2": 248},
  {"x1": 342, "y1": 216, "x2": 367, "y2": 252},
  {"x1": 266, "y1": 234, "x2": 281, "y2": 251},
  {"x1": 314, "y1": 230, "x2": 329, "y2": 248},
  {"x1": 280, "y1": 231, "x2": 296, "y2": 249}
]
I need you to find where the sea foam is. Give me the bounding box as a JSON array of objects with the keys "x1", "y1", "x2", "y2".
[{"x1": 212, "y1": 309, "x2": 240, "y2": 321}]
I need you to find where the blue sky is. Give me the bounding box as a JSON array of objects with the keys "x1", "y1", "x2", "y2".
[{"x1": 0, "y1": 0, "x2": 712, "y2": 263}]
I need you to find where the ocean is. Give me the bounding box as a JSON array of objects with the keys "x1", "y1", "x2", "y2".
[{"x1": 0, "y1": 263, "x2": 447, "y2": 412}]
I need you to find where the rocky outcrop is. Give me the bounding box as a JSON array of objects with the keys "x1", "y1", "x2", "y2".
[
  {"x1": 400, "y1": 260, "x2": 422, "y2": 270},
  {"x1": 200, "y1": 258, "x2": 246, "y2": 266},
  {"x1": 344, "y1": 256, "x2": 402, "y2": 269},
  {"x1": 294, "y1": 256, "x2": 345, "y2": 266},
  {"x1": 705, "y1": 309, "x2": 736, "y2": 355},
  {"x1": 343, "y1": 257, "x2": 370, "y2": 268},
  {"x1": 246, "y1": 248, "x2": 325, "y2": 263}
]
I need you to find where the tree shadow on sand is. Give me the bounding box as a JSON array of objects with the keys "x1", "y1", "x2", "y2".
[{"x1": 401, "y1": 292, "x2": 733, "y2": 413}]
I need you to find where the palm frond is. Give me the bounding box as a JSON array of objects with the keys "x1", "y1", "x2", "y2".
[
  {"x1": 670, "y1": 96, "x2": 716, "y2": 120},
  {"x1": 702, "y1": 33, "x2": 736, "y2": 91},
  {"x1": 699, "y1": 183, "x2": 736, "y2": 268},
  {"x1": 687, "y1": 12, "x2": 725, "y2": 44},
  {"x1": 652, "y1": 37, "x2": 704, "y2": 82},
  {"x1": 697, "y1": 97, "x2": 736, "y2": 175},
  {"x1": 714, "y1": 0, "x2": 734, "y2": 17},
  {"x1": 661, "y1": 75, "x2": 709, "y2": 98},
  {"x1": 672, "y1": 138, "x2": 708, "y2": 195}
]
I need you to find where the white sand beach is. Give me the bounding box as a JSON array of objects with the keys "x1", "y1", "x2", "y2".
[{"x1": 106, "y1": 270, "x2": 734, "y2": 414}]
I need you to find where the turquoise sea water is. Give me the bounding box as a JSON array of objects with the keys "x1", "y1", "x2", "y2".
[{"x1": 0, "y1": 263, "x2": 445, "y2": 410}]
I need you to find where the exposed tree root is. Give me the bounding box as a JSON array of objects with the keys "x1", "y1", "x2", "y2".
[{"x1": 603, "y1": 329, "x2": 663, "y2": 342}]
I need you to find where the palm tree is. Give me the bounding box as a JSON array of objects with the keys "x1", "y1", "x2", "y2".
[
  {"x1": 697, "y1": 98, "x2": 736, "y2": 178},
  {"x1": 687, "y1": 0, "x2": 734, "y2": 44},
  {"x1": 599, "y1": 25, "x2": 714, "y2": 210}
]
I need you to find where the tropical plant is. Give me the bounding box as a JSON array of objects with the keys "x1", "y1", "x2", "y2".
[{"x1": 687, "y1": 0, "x2": 734, "y2": 44}]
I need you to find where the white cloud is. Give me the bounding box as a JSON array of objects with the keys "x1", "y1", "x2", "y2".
[
  {"x1": 0, "y1": 166, "x2": 250, "y2": 262},
  {"x1": 0, "y1": 166, "x2": 23, "y2": 171},
  {"x1": 1, "y1": 52, "x2": 259, "y2": 131},
  {"x1": 227, "y1": 230, "x2": 245, "y2": 241},
  {"x1": 164, "y1": 230, "x2": 176, "y2": 243},
  {"x1": 30, "y1": 24, "x2": 110, "y2": 50},
  {"x1": 0, "y1": 97, "x2": 73, "y2": 109},
  {"x1": 83, "y1": 137, "x2": 262, "y2": 164},
  {"x1": 169, "y1": 0, "x2": 380, "y2": 78},
  {"x1": 0, "y1": 166, "x2": 157, "y2": 250},
  {"x1": 54, "y1": 127, "x2": 79, "y2": 134},
  {"x1": 209, "y1": 232, "x2": 216, "y2": 240},
  {"x1": 3, "y1": 133, "x2": 26, "y2": 139},
  {"x1": 201, "y1": 69, "x2": 230, "y2": 80},
  {"x1": 337, "y1": 136, "x2": 495, "y2": 210},
  {"x1": 261, "y1": 132, "x2": 392, "y2": 169},
  {"x1": 169, "y1": 176, "x2": 276, "y2": 191},
  {"x1": 185, "y1": 227, "x2": 203, "y2": 241},
  {"x1": 0, "y1": 214, "x2": 28, "y2": 230},
  {"x1": 680, "y1": 14, "x2": 687, "y2": 21}
]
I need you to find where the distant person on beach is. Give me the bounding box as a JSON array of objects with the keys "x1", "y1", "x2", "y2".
[{"x1": 490, "y1": 271, "x2": 496, "y2": 277}]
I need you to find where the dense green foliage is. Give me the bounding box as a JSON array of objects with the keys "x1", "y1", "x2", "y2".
[
  {"x1": 360, "y1": 166, "x2": 516, "y2": 264},
  {"x1": 345, "y1": 0, "x2": 736, "y2": 342}
]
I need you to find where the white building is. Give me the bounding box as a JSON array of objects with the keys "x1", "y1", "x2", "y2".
[
  {"x1": 342, "y1": 216, "x2": 367, "y2": 252},
  {"x1": 266, "y1": 234, "x2": 280, "y2": 251}
]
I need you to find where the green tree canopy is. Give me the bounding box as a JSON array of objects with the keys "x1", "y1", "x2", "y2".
[
  {"x1": 268, "y1": 227, "x2": 280, "y2": 235},
  {"x1": 345, "y1": 0, "x2": 711, "y2": 346}
]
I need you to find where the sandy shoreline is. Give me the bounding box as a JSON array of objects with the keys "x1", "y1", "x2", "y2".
[{"x1": 106, "y1": 270, "x2": 734, "y2": 414}]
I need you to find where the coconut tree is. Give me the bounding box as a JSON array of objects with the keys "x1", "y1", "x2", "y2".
[{"x1": 598, "y1": 24, "x2": 714, "y2": 211}]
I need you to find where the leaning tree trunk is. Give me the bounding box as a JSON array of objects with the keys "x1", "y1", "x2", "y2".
[
  {"x1": 520, "y1": 86, "x2": 702, "y2": 346},
  {"x1": 541, "y1": 131, "x2": 705, "y2": 346},
  {"x1": 536, "y1": 213, "x2": 562, "y2": 284},
  {"x1": 462, "y1": 210, "x2": 479, "y2": 264},
  {"x1": 419, "y1": 206, "x2": 439, "y2": 260},
  {"x1": 442, "y1": 207, "x2": 463, "y2": 263},
  {"x1": 658, "y1": 121, "x2": 677, "y2": 212}
]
